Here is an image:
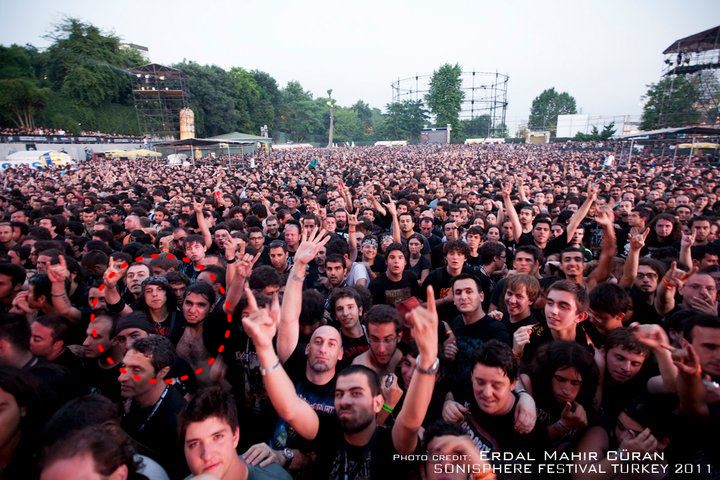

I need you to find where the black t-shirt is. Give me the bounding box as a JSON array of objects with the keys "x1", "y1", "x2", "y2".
[
  {"x1": 422, "y1": 267, "x2": 465, "y2": 322},
  {"x1": 448, "y1": 315, "x2": 511, "y2": 385},
  {"x1": 311, "y1": 416, "x2": 419, "y2": 480},
  {"x1": 408, "y1": 256, "x2": 431, "y2": 280},
  {"x1": 369, "y1": 271, "x2": 420, "y2": 306},
  {"x1": 122, "y1": 386, "x2": 188, "y2": 479},
  {"x1": 271, "y1": 371, "x2": 336, "y2": 450},
  {"x1": 339, "y1": 331, "x2": 370, "y2": 369},
  {"x1": 501, "y1": 312, "x2": 538, "y2": 337},
  {"x1": 457, "y1": 392, "x2": 547, "y2": 456},
  {"x1": 204, "y1": 312, "x2": 278, "y2": 448},
  {"x1": 518, "y1": 231, "x2": 569, "y2": 257}
]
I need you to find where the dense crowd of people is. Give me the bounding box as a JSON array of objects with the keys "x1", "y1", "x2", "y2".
[
  {"x1": 0, "y1": 126, "x2": 144, "y2": 139},
  {"x1": 0, "y1": 142, "x2": 718, "y2": 480}
]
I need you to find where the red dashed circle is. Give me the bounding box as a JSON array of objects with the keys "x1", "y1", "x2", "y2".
[{"x1": 95, "y1": 257, "x2": 232, "y2": 385}]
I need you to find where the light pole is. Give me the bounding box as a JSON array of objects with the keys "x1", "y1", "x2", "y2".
[{"x1": 327, "y1": 89, "x2": 335, "y2": 148}]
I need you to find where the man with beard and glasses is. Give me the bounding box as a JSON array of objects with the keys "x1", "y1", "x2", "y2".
[{"x1": 243, "y1": 285, "x2": 440, "y2": 480}]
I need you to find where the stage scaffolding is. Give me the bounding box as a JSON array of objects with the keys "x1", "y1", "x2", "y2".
[
  {"x1": 130, "y1": 64, "x2": 189, "y2": 139},
  {"x1": 391, "y1": 71, "x2": 509, "y2": 137}
]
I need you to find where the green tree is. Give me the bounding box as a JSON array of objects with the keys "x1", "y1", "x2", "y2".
[
  {"x1": 0, "y1": 78, "x2": 50, "y2": 128},
  {"x1": 43, "y1": 18, "x2": 145, "y2": 107},
  {"x1": 640, "y1": 76, "x2": 702, "y2": 129},
  {"x1": 229, "y1": 67, "x2": 261, "y2": 133},
  {"x1": 460, "y1": 115, "x2": 492, "y2": 139},
  {"x1": 426, "y1": 63, "x2": 464, "y2": 133},
  {"x1": 332, "y1": 107, "x2": 363, "y2": 143},
  {"x1": 175, "y1": 61, "x2": 241, "y2": 137},
  {"x1": 528, "y1": 87, "x2": 577, "y2": 135},
  {"x1": 381, "y1": 100, "x2": 428, "y2": 142},
  {"x1": 278, "y1": 81, "x2": 323, "y2": 142},
  {"x1": 0, "y1": 45, "x2": 35, "y2": 80},
  {"x1": 252, "y1": 70, "x2": 280, "y2": 132}
]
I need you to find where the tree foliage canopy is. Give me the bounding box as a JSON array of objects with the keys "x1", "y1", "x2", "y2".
[
  {"x1": 426, "y1": 63, "x2": 464, "y2": 133},
  {"x1": 528, "y1": 87, "x2": 577, "y2": 135},
  {"x1": 640, "y1": 76, "x2": 703, "y2": 130}
]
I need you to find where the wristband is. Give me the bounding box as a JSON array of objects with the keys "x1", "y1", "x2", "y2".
[
  {"x1": 225, "y1": 256, "x2": 237, "y2": 264},
  {"x1": 260, "y1": 359, "x2": 281, "y2": 376},
  {"x1": 661, "y1": 277, "x2": 676, "y2": 288},
  {"x1": 382, "y1": 404, "x2": 394, "y2": 413},
  {"x1": 290, "y1": 272, "x2": 306, "y2": 283}
]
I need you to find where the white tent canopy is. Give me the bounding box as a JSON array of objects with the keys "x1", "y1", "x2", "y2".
[{"x1": 2, "y1": 150, "x2": 76, "y2": 170}]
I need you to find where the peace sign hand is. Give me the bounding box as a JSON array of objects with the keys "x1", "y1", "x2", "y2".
[{"x1": 629, "y1": 228, "x2": 649, "y2": 251}]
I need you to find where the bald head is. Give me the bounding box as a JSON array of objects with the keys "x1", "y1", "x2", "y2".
[{"x1": 306, "y1": 325, "x2": 343, "y2": 373}]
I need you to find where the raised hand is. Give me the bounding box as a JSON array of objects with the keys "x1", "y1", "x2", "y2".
[
  {"x1": 560, "y1": 401, "x2": 588, "y2": 430},
  {"x1": 405, "y1": 286, "x2": 439, "y2": 360},
  {"x1": 384, "y1": 198, "x2": 398, "y2": 217},
  {"x1": 381, "y1": 373, "x2": 404, "y2": 407},
  {"x1": 630, "y1": 322, "x2": 673, "y2": 352},
  {"x1": 586, "y1": 182, "x2": 599, "y2": 199},
  {"x1": 593, "y1": 206, "x2": 615, "y2": 227},
  {"x1": 501, "y1": 181, "x2": 513, "y2": 198},
  {"x1": 103, "y1": 257, "x2": 127, "y2": 290},
  {"x1": 47, "y1": 255, "x2": 70, "y2": 284},
  {"x1": 681, "y1": 230, "x2": 696, "y2": 249},
  {"x1": 193, "y1": 197, "x2": 206, "y2": 213},
  {"x1": 225, "y1": 237, "x2": 246, "y2": 261},
  {"x1": 629, "y1": 228, "x2": 649, "y2": 251},
  {"x1": 293, "y1": 227, "x2": 330, "y2": 267},
  {"x1": 672, "y1": 339, "x2": 702, "y2": 378},
  {"x1": 241, "y1": 287, "x2": 279, "y2": 350},
  {"x1": 661, "y1": 261, "x2": 698, "y2": 290}
]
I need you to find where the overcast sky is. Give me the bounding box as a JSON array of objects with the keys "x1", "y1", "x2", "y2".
[{"x1": 1, "y1": 0, "x2": 717, "y2": 131}]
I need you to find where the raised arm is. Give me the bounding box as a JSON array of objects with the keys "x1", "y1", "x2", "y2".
[
  {"x1": 193, "y1": 198, "x2": 213, "y2": 249},
  {"x1": 347, "y1": 212, "x2": 359, "y2": 263},
  {"x1": 242, "y1": 288, "x2": 320, "y2": 440},
  {"x1": 392, "y1": 286, "x2": 439, "y2": 455},
  {"x1": 654, "y1": 262, "x2": 698, "y2": 316},
  {"x1": 502, "y1": 182, "x2": 522, "y2": 243},
  {"x1": 564, "y1": 183, "x2": 598, "y2": 242},
  {"x1": 619, "y1": 229, "x2": 648, "y2": 289},
  {"x1": 631, "y1": 323, "x2": 678, "y2": 393},
  {"x1": 103, "y1": 259, "x2": 133, "y2": 316},
  {"x1": 277, "y1": 228, "x2": 330, "y2": 363},
  {"x1": 585, "y1": 206, "x2": 616, "y2": 290},
  {"x1": 673, "y1": 340, "x2": 709, "y2": 416},
  {"x1": 47, "y1": 255, "x2": 81, "y2": 323},
  {"x1": 679, "y1": 231, "x2": 695, "y2": 272},
  {"x1": 385, "y1": 199, "x2": 401, "y2": 244}
]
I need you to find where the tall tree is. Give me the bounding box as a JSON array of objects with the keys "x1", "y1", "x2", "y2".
[
  {"x1": 228, "y1": 67, "x2": 261, "y2": 133},
  {"x1": 0, "y1": 78, "x2": 50, "y2": 128},
  {"x1": 425, "y1": 63, "x2": 464, "y2": 133},
  {"x1": 252, "y1": 70, "x2": 280, "y2": 132},
  {"x1": 640, "y1": 76, "x2": 702, "y2": 130},
  {"x1": 460, "y1": 115, "x2": 492, "y2": 139},
  {"x1": 43, "y1": 18, "x2": 145, "y2": 107},
  {"x1": 277, "y1": 81, "x2": 323, "y2": 142},
  {"x1": 381, "y1": 100, "x2": 428, "y2": 142},
  {"x1": 528, "y1": 87, "x2": 577, "y2": 135},
  {"x1": 175, "y1": 61, "x2": 241, "y2": 137}
]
